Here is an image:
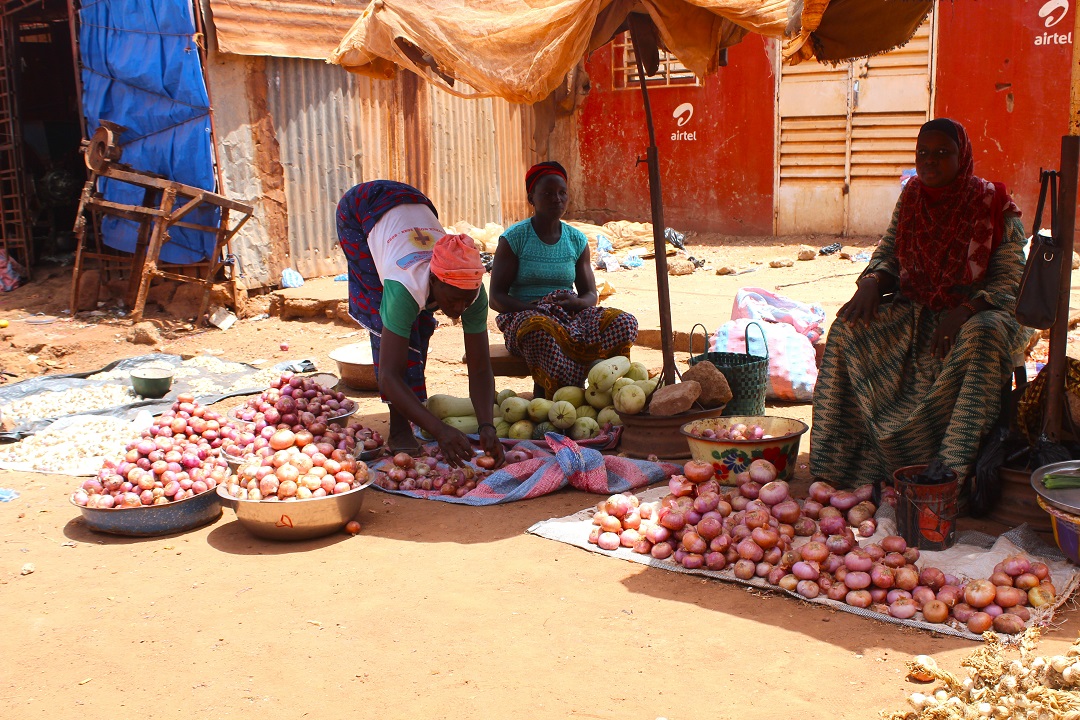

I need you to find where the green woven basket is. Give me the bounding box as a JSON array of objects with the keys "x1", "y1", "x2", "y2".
[{"x1": 687, "y1": 322, "x2": 769, "y2": 416}]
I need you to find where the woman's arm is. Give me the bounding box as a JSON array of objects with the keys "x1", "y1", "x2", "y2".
[
  {"x1": 463, "y1": 331, "x2": 504, "y2": 465},
  {"x1": 554, "y1": 244, "x2": 599, "y2": 312},
  {"x1": 488, "y1": 237, "x2": 535, "y2": 313}
]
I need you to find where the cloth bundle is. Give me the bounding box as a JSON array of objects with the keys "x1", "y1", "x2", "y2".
[{"x1": 374, "y1": 433, "x2": 678, "y2": 505}]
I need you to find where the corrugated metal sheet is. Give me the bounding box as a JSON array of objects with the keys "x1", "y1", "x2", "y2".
[
  {"x1": 265, "y1": 56, "x2": 401, "y2": 278},
  {"x1": 260, "y1": 56, "x2": 536, "y2": 280},
  {"x1": 492, "y1": 100, "x2": 537, "y2": 223},
  {"x1": 425, "y1": 87, "x2": 501, "y2": 228},
  {"x1": 208, "y1": 0, "x2": 365, "y2": 60}
]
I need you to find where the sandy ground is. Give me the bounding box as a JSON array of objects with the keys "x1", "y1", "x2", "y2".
[{"x1": 2, "y1": 237, "x2": 1080, "y2": 720}]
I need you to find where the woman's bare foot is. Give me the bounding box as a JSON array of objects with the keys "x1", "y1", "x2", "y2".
[{"x1": 388, "y1": 405, "x2": 420, "y2": 454}]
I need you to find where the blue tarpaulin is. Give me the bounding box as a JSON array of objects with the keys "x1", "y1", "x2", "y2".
[{"x1": 79, "y1": 0, "x2": 218, "y2": 264}]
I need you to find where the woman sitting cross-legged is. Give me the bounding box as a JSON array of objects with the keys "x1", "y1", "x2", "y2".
[{"x1": 489, "y1": 161, "x2": 639, "y2": 398}]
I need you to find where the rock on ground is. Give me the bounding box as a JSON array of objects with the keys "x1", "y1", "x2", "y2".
[
  {"x1": 648, "y1": 380, "x2": 701, "y2": 416},
  {"x1": 681, "y1": 362, "x2": 732, "y2": 409},
  {"x1": 127, "y1": 321, "x2": 163, "y2": 347}
]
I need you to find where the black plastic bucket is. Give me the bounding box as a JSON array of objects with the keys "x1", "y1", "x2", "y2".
[{"x1": 892, "y1": 464, "x2": 960, "y2": 551}]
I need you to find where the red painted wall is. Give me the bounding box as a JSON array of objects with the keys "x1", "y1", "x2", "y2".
[
  {"x1": 576, "y1": 37, "x2": 776, "y2": 235},
  {"x1": 934, "y1": 0, "x2": 1073, "y2": 220}
]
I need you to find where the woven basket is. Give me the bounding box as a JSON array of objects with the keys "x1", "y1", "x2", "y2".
[{"x1": 688, "y1": 322, "x2": 769, "y2": 416}]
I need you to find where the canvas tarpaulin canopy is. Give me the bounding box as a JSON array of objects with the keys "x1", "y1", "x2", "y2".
[
  {"x1": 328, "y1": 0, "x2": 933, "y2": 104},
  {"x1": 207, "y1": 0, "x2": 368, "y2": 60}
]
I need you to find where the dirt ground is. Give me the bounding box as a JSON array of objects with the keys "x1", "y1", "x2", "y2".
[{"x1": 2, "y1": 236, "x2": 1080, "y2": 720}]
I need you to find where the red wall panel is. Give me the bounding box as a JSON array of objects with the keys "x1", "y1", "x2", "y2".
[
  {"x1": 576, "y1": 37, "x2": 776, "y2": 235},
  {"x1": 934, "y1": 0, "x2": 1072, "y2": 220}
]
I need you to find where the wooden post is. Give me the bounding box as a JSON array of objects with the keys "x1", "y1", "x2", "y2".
[
  {"x1": 1042, "y1": 7, "x2": 1080, "y2": 442},
  {"x1": 130, "y1": 186, "x2": 176, "y2": 322}
]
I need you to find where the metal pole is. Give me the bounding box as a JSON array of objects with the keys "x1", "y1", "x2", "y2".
[
  {"x1": 1042, "y1": 7, "x2": 1080, "y2": 442},
  {"x1": 629, "y1": 28, "x2": 677, "y2": 387}
]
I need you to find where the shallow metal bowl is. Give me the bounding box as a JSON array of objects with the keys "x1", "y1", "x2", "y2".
[
  {"x1": 71, "y1": 489, "x2": 222, "y2": 537},
  {"x1": 217, "y1": 479, "x2": 373, "y2": 541}
]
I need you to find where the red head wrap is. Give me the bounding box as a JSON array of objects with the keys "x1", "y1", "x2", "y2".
[
  {"x1": 526, "y1": 161, "x2": 567, "y2": 193},
  {"x1": 429, "y1": 234, "x2": 485, "y2": 290}
]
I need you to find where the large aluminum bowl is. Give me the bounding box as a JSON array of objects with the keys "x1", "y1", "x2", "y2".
[
  {"x1": 217, "y1": 479, "x2": 373, "y2": 541},
  {"x1": 680, "y1": 415, "x2": 808, "y2": 484},
  {"x1": 71, "y1": 489, "x2": 222, "y2": 537}
]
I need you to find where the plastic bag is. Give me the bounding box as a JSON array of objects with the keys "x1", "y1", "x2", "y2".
[
  {"x1": 281, "y1": 268, "x2": 304, "y2": 288},
  {"x1": 712, "y1": 318, "x2": 818, "y2": 402},
  {"x1": 730, "y1": 287, "x2": 826, "y2": 343}
]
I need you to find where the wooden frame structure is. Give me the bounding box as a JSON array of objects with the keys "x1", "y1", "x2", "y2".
[{"x1": 70, "y1": 123, "x2": 253, "y2": 322}]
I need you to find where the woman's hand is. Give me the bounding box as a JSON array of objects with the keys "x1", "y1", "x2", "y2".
[
  {"x1": 433, "y1": 424, "x2": 474, "y2": 467},
  {"x1": 837, "y1": 278, "x2": 882, "y2": 326},
  {"x1": 931, "y1": 306, "x2": 973, "y2": 359},
  {"x1": 479, "y1": 425, "x2": 505, "y2": 467},
  {"x1": 553, "y1": 294, "x2": 589, "y2": 312}
]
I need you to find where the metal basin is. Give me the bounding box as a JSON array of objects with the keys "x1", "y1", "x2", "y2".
[
  {"x1": 217, "y1": 480, "x2": 373, "y2": 541},
  {"x1": 71, "y1": 489, "x2": 222, "y2": 537}
]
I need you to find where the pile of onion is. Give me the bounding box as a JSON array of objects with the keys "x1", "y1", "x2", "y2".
[
  {"x1": 372, "y1": 451, "x2": 497, "y2": 496},
  {"x1": 222, "y1": 421, "x2": 380, "y2": 461},
  {"x1": 233, "y1": 372, "x2": 358, "y2": 435},
  {"x1": 691, "y1": 422, "x2": 771, "y2": 441},
  {"x1": 72, "y1": 396, "x2": 230, "y2": 509},
  {"x1": 223, "y1": 428, "x2": 368, "y2": 501},
  {"x1": 586, "y1": 461, "x2": 1054, "y2": 635}
]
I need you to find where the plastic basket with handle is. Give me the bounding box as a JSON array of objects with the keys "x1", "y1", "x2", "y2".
[{"x1": 688, "y1": 322, "x2": 769, "y2": 416}]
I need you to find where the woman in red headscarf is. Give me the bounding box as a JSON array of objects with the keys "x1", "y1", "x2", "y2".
[
  {"x1": 337, "y1": 180, "x2": 502, "y2": 466},
  {"x1": 490, "y1": 162, "x2": 639, "y2": 397},
  {"x1": 810, "y1": 119, "x2": 1026, "y2": 495}
]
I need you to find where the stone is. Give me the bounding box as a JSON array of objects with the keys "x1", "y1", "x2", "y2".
[
  {"x1": 280, "y1": 297, "x2": 330, "y2": 320},
  {"x1": 74, "y1": 269, "x2": 101, "y2": 312},
  {"x1": 247, "y1": 293, "x2": 272, "y2": 317},
  {"x1": 171, "y1": 284, "x2": 206, "y2": 320},
  {"x1": 715, "y1": 266, "x2": 736, "y2": 275},
  {"x1": 681, "y1": 362, "x2": 733, "y2": 409},
  {"x1": 769, "y1": 258, "x2": 794, "y2": 268},
  {"x1": 334, "y1": 301, "x2": 352, "y2": 325},
  {"x1": 839, "y1": 252, "x2": 853, "y2": 260},
  {"x1": 797, "y1": 245, "x2": 817, "y2": 261},
  {"x1": 1073, "y1": 252, "x2": 1079, "y2": 271},
  {"x1": 647, "y1": 380, "x2": 701, "y2": 416},
  {"x1": 128, "y1": 321, "x2": 163, "y2": 347},
  {"x1": 146, "y1": 280, "x2": 178, "y2": 308},
  {"x1": 668, "y1": 258, "x2": 695, "y2": 276}
]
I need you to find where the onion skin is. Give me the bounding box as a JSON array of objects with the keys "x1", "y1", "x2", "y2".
[
  {"x1": 889, "y1": 597, "x2": 918, "y2": 620},
  {"x1": 757, "y1": 480, "x2": 790, "y2": 506},
  {"x1": 767, "y1": 565, "x2": 787, "y2": 585},
  {"x1": 733, "y1": 559, "x2": 757, "y2": 580},
  {"x1": 778, "y1": 573, "x2": 799, "y2": 592},
  {"x1": 967, "y1": 612, "x2": 993, "y2": 633},
  {"x1": 808, "y1": 481, "x2": 835, "y2": 504},
  {"x1": 844, "y1": 550, "x2": 873, "y2": 572},
  {"x1": 992, "y1": 613, "x2": 1026, "y2": 635},
  {"x1": 964, "y1": 579, "x2": 997, "y2": 609},
  {"x1": 921, "y1": 599, "x2": 949, "y2": 624},
  {"x1": 920, "y1": 567, "x2": 946, "y2": 591},
  {"x1": 845, "y1": 590, "x2": 872, "y2": 608},
  {"x1": 830, "y1": 490, "x2": 859, "y2": 511},
  {"x1": 818, "y1": 514, "x2": 848, "y2": 536},
  {"x1": 950, "y1": 603, "x2": 975, "y2": 623},
  {"x1": 935, "y1": 585, "x2": 963, "y2": 608}
]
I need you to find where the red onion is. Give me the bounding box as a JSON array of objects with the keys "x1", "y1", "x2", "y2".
[
  {"x1": 737, "y1": 538, "x2": 764, "y2": 562},
  {"x1": 751, "y1": 526, "x2": 780, "y2": 550},
  {"x1": 863, "y1": 544, "x2": 885, "y2": 562},
  {"x1": 827, "y1": 584, "x2": 848, "y2": 601},
  {"x1": 709, "y1": 534, "x2": 731, "y2": 553},
  {"x1": 887, "y1": 589, "x2": 912, "y2": 604},
  {"x1": 857, "y1": 519, "x2": 877, "y2": 537},
  {"x1": 793, "y1": 561, "x2": 820, "y2": 581},
  {"x1": 844, "y1": 549, "x2": 872, "y2": 572},
  {"x1": 771, "y1": 500, "x2": 801, "y2": 525},
  {"x1": 738, "y1": 481, "x2": 761, "y2": 500},
  {"x1": 845, "y1": 590, "x2": 872, "y2": 608},
  {"x1": 796, "y1": 580, "x2": 820, "y2": 599},
  {"x1": 757, "y1": 480, "x2": 789, "y2": 506},
  {"x1": 799, "y1": 541, "x2": 829, "y2": 564},
  {"x1": 755, "y1": 561, "x2": 773, "y2": 578},
  {"x1": 826, "y1": 533, "x2": 855, "y2": 556},
  {"x1": 778, "y1": 574, "x2": 799, "y2": 592},
  {"x1": 911, "y1": 586, "x2": 935, "y2": 607},
  {"x1": 681, "y1": 553, "x2": 705, "y2": 570},
  {"x1": 818, "y1": 514, "x2": 847, "y2": 536},
  {"x1": 767, "y1": 565, "x2": 787, "y2": 585},
  {"x1": 889, "y1": 597, "x2": 918, "y2": 619},
  {"x1": 870, "y1": 564, "x2": 894, "y2": 589},
  {"x1": 808, "y1": 481, "x2": 836, "y2": 504},
  {"x1": 801, "y1": 499, "x2": 823, "y2": 519},
  {"x1": 830, "y1": 491, "x2": 859, "y2": 511},
  {"x1": 793, "y1": 517, "x2": 817, "y2": 537},
  {"x1": 822, "y1": 554, "x2": 844, "y2": 574},
  {"x1": 696, "y1": 516, "x2": 723, "y2": 541},
  {"x1": 732, "y1": 559, "x2": 757, "y2": 580},
  {"x1": 882, "y1": 552, "x2": 906, "y2": 569},
  {"x1": 651, "y1": 542, "x2": 674, "y2": 560},
  {"x1": 844, "y1": 571, "x2": 871, "y2": 590}
]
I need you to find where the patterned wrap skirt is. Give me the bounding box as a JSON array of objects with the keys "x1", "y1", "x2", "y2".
[{"x1": 496, "y1": 289, "x2": 638, "y2": 397}]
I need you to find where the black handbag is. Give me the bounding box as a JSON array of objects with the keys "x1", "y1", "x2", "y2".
[{"x1": 1015, "y1": 170, "x2": 1060, "y2": 330}]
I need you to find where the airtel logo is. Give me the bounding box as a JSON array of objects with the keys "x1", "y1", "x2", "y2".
[
  {"x1": 673, "y1": 103, "x2": 694, "y2": 127},
  {"x1": 1041, "y1": 0, "x2": 1069, "y2": 28}
]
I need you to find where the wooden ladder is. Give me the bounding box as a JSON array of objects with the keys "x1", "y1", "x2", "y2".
[{"x1": 0, "y1": 13, "x2": 32, "y2": 270}]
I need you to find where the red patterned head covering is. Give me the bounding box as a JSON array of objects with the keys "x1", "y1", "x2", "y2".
[
  {"x1": 429, "y1": 233, "x2": 485, "y2": 290},
  {"x1": 894, "y1": 119, "x2": 1021, "y2": 311},
  {"x1": 526, "y1": 161, "x2": 567, "y2": 193}
]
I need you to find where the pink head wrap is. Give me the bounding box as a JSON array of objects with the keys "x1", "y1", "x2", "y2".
[{"x1": 429, "y1": 233, "x2": 485, "y2": 290}]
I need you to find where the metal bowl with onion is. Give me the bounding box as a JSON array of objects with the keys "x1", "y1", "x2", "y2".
[
  {"x1": 71, "y1": 488, "x2": 222, "y2": 537},
  {"x1": 217, "y1": 479, "x2": 373, "y2": 541}
]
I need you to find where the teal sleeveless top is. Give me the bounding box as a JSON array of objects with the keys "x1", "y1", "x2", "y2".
[{"x1": 503, "y1": 219, "x2": 588, "y2": 304}]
